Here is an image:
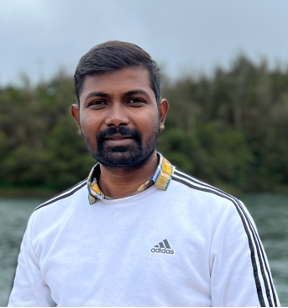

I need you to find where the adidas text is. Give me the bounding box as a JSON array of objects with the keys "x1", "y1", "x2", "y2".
[{"x1": 151, "y1": 248, "x2": 174, "y2": 254}]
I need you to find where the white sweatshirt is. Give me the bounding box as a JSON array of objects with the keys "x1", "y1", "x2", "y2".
[{"x1": 8, "y1": 168, "x2": 279, "y2": 306}]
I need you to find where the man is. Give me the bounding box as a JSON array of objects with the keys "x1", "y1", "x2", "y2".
[{"x1": 9, "y1": 41, "x2": 279, "y2": 306}]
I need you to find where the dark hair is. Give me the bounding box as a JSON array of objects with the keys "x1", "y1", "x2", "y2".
[{"x1": 74, "y1": 41, "x2": 161, "y2": 104}]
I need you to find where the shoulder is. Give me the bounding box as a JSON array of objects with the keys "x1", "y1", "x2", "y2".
[
  {"x1": 171, "y1": 167, "x2": 241, "y2": 208},
  {"x1": 170, "y1": 168, "x2": 258, "y2": 254},
  {"x1": 35, "y1": 178, "x2": 88, "y2": 212}
]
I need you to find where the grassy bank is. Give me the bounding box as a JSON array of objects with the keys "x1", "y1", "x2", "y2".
[{"x1": 0, "y1": 185, "x2": 59, "y2": 198}]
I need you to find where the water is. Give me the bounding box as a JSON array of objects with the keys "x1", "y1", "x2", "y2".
[
  {"x1": 239, "y1": 193, "x2": 288, "y2": 305},
  {"x1": 0, "y1": 194, "x2": 287, "y2": 306},
  {"x1": 0, "y1": 198, "x2": 44, "y2": 306}
]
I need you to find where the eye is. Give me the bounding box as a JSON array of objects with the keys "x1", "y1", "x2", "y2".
[
  {"x1": 88, "y1": 100, "x2": 107, "y2": 108},
  {"x1": 127, "y1": 98, "x2": 145, "y2": 106}
]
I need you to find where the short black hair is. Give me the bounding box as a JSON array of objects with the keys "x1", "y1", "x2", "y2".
[{"x1": 74, "y1": 41, "x2": 161, "y2": 104}]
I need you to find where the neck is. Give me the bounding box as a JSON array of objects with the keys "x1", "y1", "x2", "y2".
[{"x1": 98, "y1": 151, "x2": 158, "y2": 199}]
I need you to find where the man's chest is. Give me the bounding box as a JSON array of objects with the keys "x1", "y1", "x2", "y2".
[{"x1": 34, "y1": 198, "x2": 214, "y2": 306}]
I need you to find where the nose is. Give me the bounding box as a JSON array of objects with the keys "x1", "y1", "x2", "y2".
[{"x1": 105, "y1": 103, "x2": 130, "y2": 128}]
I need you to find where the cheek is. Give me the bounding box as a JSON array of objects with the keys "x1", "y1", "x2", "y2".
[
  {"x1": 136, "y1": 111, "x2": 159, "y2": 127},
  {"x1": 136, "y1": 114, "x2": 160, "y2": 138},
  {"x1": 79, "y1": 114, "x2": 101, "y2": 135}
]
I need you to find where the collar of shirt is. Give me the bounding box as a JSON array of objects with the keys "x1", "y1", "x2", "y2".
[{"x1": 87, "y1": 153, "x2": 174, "y2": 204}]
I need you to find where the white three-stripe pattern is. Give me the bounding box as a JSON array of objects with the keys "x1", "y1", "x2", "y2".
[
  {"x1": 35, "y1": 179, "x2": 88, "y2": 211},
  {"x1": 172, "y1": 169, "x2": 278, "y2": 307}
]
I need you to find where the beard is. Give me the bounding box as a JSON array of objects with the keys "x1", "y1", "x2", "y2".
[{"x1": 82, "y1": 123, "x2": 160, "y2": 168}]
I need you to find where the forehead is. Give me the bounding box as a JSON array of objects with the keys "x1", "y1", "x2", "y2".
[{"x1": 80, "y1": 67, "x2": 153, "y2": 99}]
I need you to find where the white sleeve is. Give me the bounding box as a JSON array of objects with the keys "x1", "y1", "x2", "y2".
[
  {"x1": 210, "y1": 199, "x2": 280, "y2": 307},
  {"x1": 8, "y1": 215, "x2": 55, "y2": 307}
]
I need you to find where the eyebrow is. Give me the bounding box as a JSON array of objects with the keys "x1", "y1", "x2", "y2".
[
  {"x1": 84, "y1": 89, "x2": 149, "y2": 101},
  {"x1": 84, "y1": 91, "x2": 109, "y2": 101},
  {"x1": 125, "y1": 89, "x2": 149, "y2": 97}
]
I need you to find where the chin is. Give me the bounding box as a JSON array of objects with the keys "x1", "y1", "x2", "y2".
[{"x1": 95, "y1": 148, "x2": 154, "y2": 168}]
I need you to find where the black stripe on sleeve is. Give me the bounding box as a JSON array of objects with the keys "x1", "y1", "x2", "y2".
[
  {"x1": 237, "y1": 200, "x2": 277, "y2": 307},
  {"x1": 172, "y1": 172, "x2": 266, "y2": 307},
  {"x1": 35, "y1": 179, "x2": 88, "y2": 211}
]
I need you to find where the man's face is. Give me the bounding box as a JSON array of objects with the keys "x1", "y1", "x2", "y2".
[{"x1": 72, "y1": 67, "x2": 168, "y2": 168}]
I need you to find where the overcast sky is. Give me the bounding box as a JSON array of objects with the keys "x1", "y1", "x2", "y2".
[{"x1": 1, "y1": 0, "x2": 288, "y2": 86}]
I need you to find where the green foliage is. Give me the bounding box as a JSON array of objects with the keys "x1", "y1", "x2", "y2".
[
  {"x1": 1, "y1": 55, "x2": 288, "y2": 193},
  {"x1": 158, "y1": 123, "x2": 252, "y2": 190},
  {"x1": 161, "y1": 54, "x2": 288, "y2": 191},
  {"x1": 0, "y1": 72, "x2": 95, "y2": 191}
]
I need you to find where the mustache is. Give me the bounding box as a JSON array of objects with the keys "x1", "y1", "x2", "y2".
[{"x1": 96, "y1": 127, "x2": 142, "y2": 144}]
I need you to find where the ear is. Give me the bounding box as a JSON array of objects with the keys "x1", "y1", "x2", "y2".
[
  {"x1": 71, "y1": 104, "x2": 80, "y2": 128},
  {"x1": 159, "y1": 99, "x2": 169, "y2": 131}
]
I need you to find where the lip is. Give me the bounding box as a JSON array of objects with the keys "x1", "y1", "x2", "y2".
[
  {"x1": 104, "y1": 135, "x2": 135, "y2": 146},
  {"x1": 106, "y1": 134, "x2": 132, "y2": 140}
]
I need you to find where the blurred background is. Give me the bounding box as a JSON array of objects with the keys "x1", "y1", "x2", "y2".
[{"x1": 0, "y1": 0, "x2": 287, "y2": 305}]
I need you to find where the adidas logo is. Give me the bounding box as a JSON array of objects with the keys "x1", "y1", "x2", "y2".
[{"x1": 151, "y1": 239, "x2": 174, "y2": 254}]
